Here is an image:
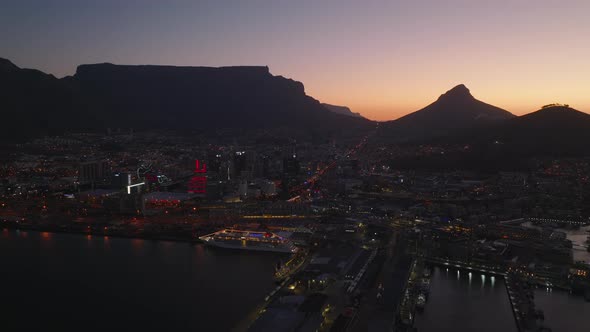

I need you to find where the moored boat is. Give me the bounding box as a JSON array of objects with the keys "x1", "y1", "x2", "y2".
[{"x1": 199, "y1": 229, "x2": 298, "y2": 253}]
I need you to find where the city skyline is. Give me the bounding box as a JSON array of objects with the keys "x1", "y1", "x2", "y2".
[
  {"x1": 3, "y1": 1, "x2": 590, "y2": 331},
  {"x1": 2, "y1": 0, "x2": 589, "y2": 120}
]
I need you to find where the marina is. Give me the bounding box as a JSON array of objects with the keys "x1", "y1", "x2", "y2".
[{"x1": 413, "y1": 266, "x2": 517, "y2": 332}]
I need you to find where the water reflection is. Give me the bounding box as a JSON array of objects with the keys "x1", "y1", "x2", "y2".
[
  {"x1": 131, "y1": 238, "x2": 144, "y2": 250},
  {"x1": 86, "y1": 234, "x2": 93, "y2": 249},
  {"x1": 414, "y1": 266, "x2": 516, "y2": 332},
  {"x1": 0, "y1": 230, "x2": 280, "y2": 331},
  {"x1": 103, "y1": 236, "x2": 110, "y2": 250},
  {"x1": 535, "y1": 288, "x2": 590, "y2": 332},
  {"x1": 194, "y1": 242, "x2": 206, "y2": 258}
]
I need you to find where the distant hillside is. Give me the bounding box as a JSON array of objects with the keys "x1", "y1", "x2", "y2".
[
  {"x1": 387, "y1": 104, "x2": 590, "y2": 172},
  {"x1": 380, "y1": 84, "x2": 514, "y2": 142},
  {"x1": 463, "y1": 104, "x2": 590, "y2": 156},
  {"x1": 0, "y1": 58, "x2": 373, "y2": 139},
  {"x1": 321, "y1": 103, "x2": 365, "y2": 118}
]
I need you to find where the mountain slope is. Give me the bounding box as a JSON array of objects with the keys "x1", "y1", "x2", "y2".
[
  {"x1": 396, "y1": 105, "x2": 590, "y2": 171},
  {"x1": 321, "y1": 103, "x2": 365, "y2": 118},
  {"x1": 0, "y1": 58, "x2": 93, "y2": 138},
  {"x1": 381, "y1": 84, "x2": 514, "y2": 142},
  {"x1": 467, "y1": 105, "x2": 590, "y2": 156}
]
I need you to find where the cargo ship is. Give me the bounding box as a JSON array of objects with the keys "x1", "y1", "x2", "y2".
[{"x1": 199, "y1": 229, "x2": 298, "y2": 253}]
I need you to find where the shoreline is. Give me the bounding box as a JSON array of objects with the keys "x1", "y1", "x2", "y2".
[{"x1": 1, "y1": 223, "x2": 204, "y2": 244}]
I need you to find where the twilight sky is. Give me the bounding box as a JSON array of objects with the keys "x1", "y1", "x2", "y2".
[{"x1": 1, "y1": 0, "x2": 589, "y2": 121}]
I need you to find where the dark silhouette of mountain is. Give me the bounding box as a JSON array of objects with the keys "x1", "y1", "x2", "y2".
[
  {"x1": 463, "y1": 104, "x2": 590, "y2": 156},
  {"x1": 0, "y1": 58, "x2": 19, "y2": 72},
  {"x1": 390, "y1": 105, "x2": 590, "y2": 172},
  {"x1": 321, "y1": 103, "x2": 365, "y2": 118},
  {"x1": 380, "y1": 84, "x2": 514, "y2": 142},
  {"x1": 0, "y1": 58, "x2": 92, "y2": 138},
  {"x1": 0, "y1": 58, "x2": 372, "y2": 139}
]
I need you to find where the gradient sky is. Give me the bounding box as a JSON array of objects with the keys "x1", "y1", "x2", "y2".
[{"x1": 1, "y1": 0, "x2": 589, "y2": 121}]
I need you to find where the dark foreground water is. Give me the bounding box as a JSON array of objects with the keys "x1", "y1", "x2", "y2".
[
  {"x1": 414, "y1": 266, "x2": 517, "y2": 332},
  {"x1": 535, "y1": 288, "x2": 590, "y2": 332},
  {"x1": 0, "y1": 229, "x2": 281, "y2": 331}
]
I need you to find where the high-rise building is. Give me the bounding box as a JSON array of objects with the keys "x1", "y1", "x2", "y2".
[
  {"x1": 111, "y1": 172, "x2": 131, "y2": 189},
  {"x1": 233, "y1": 151, "x2": 254, "y2": 178},
  {"x1": 207, "y1": 151, "x2": 222, "y2": 176},
  {"x1": 233, "y1": 151, "x2": 246, "y2": 175},
  {"x1": 79, "y1": 160, "x2": 109, "y2": 184},
  {"x1": 283, "y1": 154, "x2": 300, "y2": 176}
]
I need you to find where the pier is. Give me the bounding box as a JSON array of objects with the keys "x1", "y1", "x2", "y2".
[
  {"x1": 424, "y1": 256, "x2": 506, "y2": 276},
  {"x1": 423, "y1": 257, "x2": 550, "y2": 331}
]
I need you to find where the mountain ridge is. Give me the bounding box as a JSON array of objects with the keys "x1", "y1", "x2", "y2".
[
  {"x1": 0, "y1": 57, "x2": 373, "y2": 139},
  {"x1": 433, "y1": 104, "x2": 590, "y2": 158},
  {"x1": 321, "y1": 103, "x2": 365, "y2": 118}
]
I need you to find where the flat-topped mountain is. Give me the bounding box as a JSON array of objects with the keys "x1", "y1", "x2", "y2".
[
  {"x1": 381, "y1": 84, "x2": 515, "y2": 141},
  {"x1": 0, "y1": 58, "x2": 372, "y2": 139}
]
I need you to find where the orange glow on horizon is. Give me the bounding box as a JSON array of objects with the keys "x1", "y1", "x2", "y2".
[
  {"x1": 3, "y1": 1, "x2": 589, "y2": 122},
  {"x1": 302, "y1": 77, "x2": 590, "y2": 121}
]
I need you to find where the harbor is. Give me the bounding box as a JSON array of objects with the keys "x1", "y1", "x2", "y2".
[
  {"x1": 0, "y1": 229, "x2": 281, "y2": 331},
  {"x1": 413, "y1": 265, "x2": 517, "y2": 332}
]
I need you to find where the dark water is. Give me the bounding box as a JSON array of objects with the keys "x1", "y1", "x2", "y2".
[
  {"x1": 535, "y1": 288, "x2": 590, "y2": 332},
  {"x1": 414, "y1": 266, "x2": 517, "y2": 332},
  {"x1": 0, "y1": 229, "x2": 281, "y2": 331}
]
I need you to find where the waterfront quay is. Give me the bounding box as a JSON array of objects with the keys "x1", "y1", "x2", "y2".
[
  {"x1": 412, "y1": 265, "x2": 517, "y2": 332},
  {"x1": 505, "y1": 272, "x2": 550, "y2": 331},
  {"x1": 236, "y1": 222, "x2": 395, "y2": 331},
  {"x1": 418, "y1": 258, "x2": 556, "y2": 331},
  {"x1": 349, "y1": 233, "x2": 412, "y2": 332},
  {"x1": 406, "y1": 217, "x2": 590, "y2": 303},
  {"x1": 402, "y1": 257, "x2": 561, "y2": 332}
]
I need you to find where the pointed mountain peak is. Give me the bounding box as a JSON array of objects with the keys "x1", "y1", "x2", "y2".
[{"x1": 439, "y1": 84, "x2": 473, "y2": 100}]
